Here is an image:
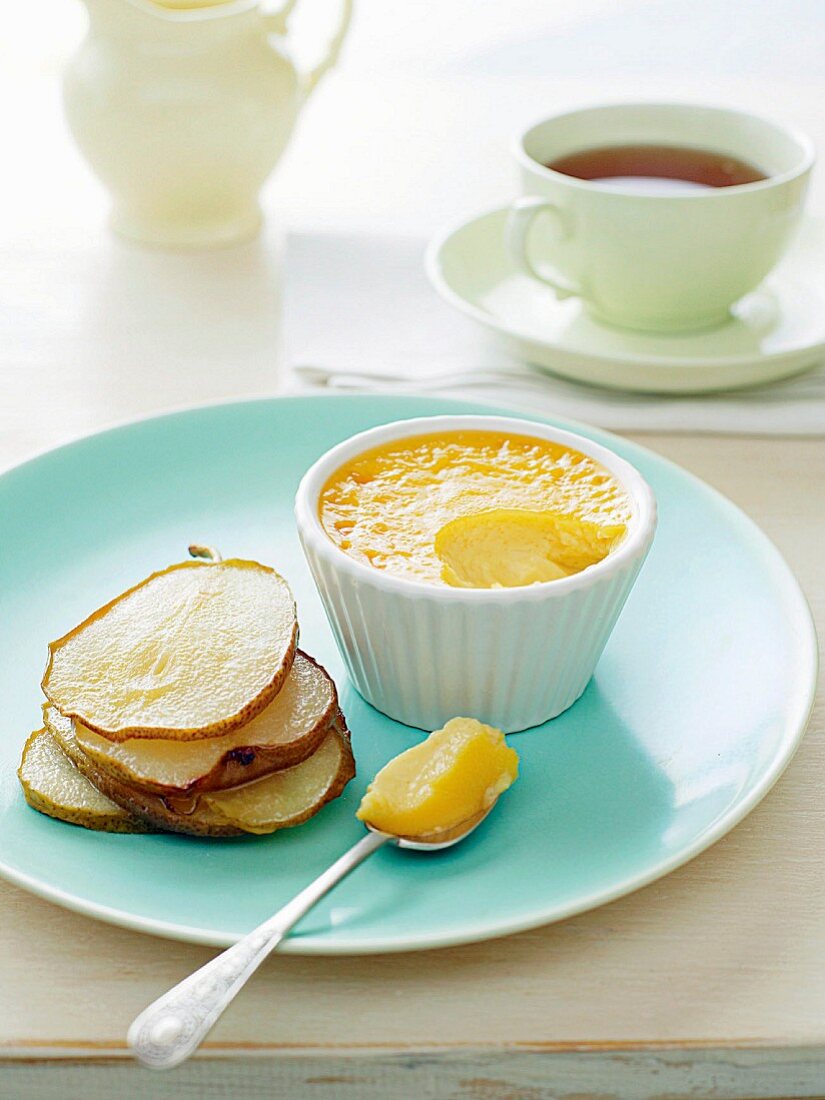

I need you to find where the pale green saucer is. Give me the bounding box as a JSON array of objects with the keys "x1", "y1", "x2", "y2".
[
  {"x1": 0, "y1": 396, "x2": 816, "y2": 952},
  {"x1": 427, "y1": 208, "x2": 825, "y2": 393}
]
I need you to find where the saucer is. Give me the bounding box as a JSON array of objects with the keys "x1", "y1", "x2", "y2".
[{"x1": 426, "y1": 207, "x2": 825, "y2": 394}]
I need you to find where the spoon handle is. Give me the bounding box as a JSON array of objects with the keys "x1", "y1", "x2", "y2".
[
  {"x1": 293, "y1": 364, "x2": 541, "y2": 391},
  {"x1": 127, "y1": 829, "x2": 389, "y2": 1070}
]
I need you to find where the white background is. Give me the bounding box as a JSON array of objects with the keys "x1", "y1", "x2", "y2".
[
  {"x1": 5, "y1": 0, "x2": 825, "y2": 237},
  {"x1": 2, "y1": 0, "x2": 824, "y2": 462}
]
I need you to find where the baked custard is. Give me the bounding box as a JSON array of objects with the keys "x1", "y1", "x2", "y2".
[
  {"x1": 356, "y1": 717, "x2": 518, "y2": 838},
  {"x1": 319, "y1": 429, "x2": 631, "y2": 587}
]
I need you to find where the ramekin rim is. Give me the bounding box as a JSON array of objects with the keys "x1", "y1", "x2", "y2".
[{"x1": 294, "y1": 415, "x2": 657, "y2": 601}]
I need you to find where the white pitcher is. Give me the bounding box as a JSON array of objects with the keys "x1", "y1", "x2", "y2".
[{"x1": 64, "y1": 0, "x2": 352, "y2": 246}]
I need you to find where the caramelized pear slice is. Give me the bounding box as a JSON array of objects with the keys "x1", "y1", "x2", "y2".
[
  {"x1": 56, "y1": 652, "x2": 337, "y2": 795},
  {"x1": 203, "y1": 723, "x2": 355, "y2": 834},
  {"x1": 46, "y1": 711, "x2": 245, "y2": 835},
  {"x1": 18, "y1": 729, "x2": 148, "y2": 833},
  {"x1": 57, "y1": 719, "x2": 354, "y2": 837},
  {"x1": 42, "y1": 559, "x2": 298, "y2": 741}
]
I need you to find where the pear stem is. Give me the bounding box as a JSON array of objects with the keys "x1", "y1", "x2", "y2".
[{"x1": 188, "y1": 544, "x2": 223, "y2": 564}]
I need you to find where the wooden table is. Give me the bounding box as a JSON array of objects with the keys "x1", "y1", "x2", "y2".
[{"x1": 3, "y1": 3, "x2": 824, "y2": 1096}]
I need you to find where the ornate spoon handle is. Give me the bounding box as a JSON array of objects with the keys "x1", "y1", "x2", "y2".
[{"x1": 128, "y1": 830, "x2": 388, "y2": 1069}]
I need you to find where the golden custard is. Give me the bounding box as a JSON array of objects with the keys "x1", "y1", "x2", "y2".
[
  {"x1": 319, "y1": 430, "x2": 631, "y2": 587},
  {"x1": 356, "y1": 717, "x2": 519, "y2": 838}
]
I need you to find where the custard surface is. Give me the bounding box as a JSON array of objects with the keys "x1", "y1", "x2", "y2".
[{"x1": 319, "y1": 430, "x2": 631, "y2": 587}]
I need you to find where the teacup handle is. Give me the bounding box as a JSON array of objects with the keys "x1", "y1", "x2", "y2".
[
  {"x1": 505, "y1": 197, "x2": 581, "y2": 300},
  {"x1": 264, "y1": 0, "x2": 353, "y2": 97}
]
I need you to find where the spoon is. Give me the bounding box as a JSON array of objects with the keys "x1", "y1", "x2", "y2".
[
  {"x1": 127, "y1": 805, "x2": 495, "y2": 1070},
  {"x1": 293, "y1": 363, "x2": 547, "y2": 392}
]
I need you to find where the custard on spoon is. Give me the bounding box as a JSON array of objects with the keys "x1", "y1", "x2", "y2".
[{"x1": 357, "y1": 717, "x2": 519, "y2": 839}]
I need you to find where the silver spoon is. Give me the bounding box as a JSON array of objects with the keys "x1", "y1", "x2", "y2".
[
  {"x1": 127, "y1": 804, "x2": 496, "y2": 1070},
  {"x1": 293, "y1": 363, "x2": 548, "y2": 392}
]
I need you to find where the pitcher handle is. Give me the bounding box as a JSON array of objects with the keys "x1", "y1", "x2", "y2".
[{"x1": 264, "y1": 0, "x2": 354, "y2": 98}]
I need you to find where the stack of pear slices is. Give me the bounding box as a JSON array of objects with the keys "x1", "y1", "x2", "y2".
[{"x1": 18, "y1": 548, "x2": 355, "y2": 836}]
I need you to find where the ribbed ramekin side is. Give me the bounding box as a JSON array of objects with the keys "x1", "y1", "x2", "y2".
[{"x1": 300, "y1": 535, "x2": 649, "y2": 732}]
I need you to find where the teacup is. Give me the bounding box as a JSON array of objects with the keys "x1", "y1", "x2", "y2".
[{"x1": 506, "y1": 103, "x2": 814, "y2": 332}]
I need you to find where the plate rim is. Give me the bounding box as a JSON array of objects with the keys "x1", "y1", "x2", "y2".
[
  {"x1": 0, "y1": 393, "x2": 818, "y2": 953},
  {"x1": 425, "y1": 204, "x2": 825, "y2": 372}
]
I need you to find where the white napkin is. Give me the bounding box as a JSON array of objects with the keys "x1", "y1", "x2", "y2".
[{"x1": 283, "y1": 232, "x2": 825, "y2": 436}]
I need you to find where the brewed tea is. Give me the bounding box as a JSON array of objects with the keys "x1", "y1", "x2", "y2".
[{"x1": 546, "y1": 144, "x2": 767, "y2": 193}]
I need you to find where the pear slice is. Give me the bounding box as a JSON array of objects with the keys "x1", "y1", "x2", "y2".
[
  {"x1": 202, "y1": 722, "x2": 355, "y2": 834},
  {"x1": 53, "y1": 713, "x2": 355, "y2": 837},
  {"x1": 42, "y1": 558, "x2": 298, "y2": 741},
  {"x1": 46, "y1": 714, "x2": 239, "y2": 835},
  {"x1": 18, "y1": 729, "x2": 148, "y2": 833},
  {"x1": 47, "y1": 651, "x2": 338, "y2": 796}
]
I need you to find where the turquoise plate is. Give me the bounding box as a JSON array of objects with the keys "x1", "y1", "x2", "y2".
[{"x1": 0, "y1": 396, "x2": 817, "y2": 952}]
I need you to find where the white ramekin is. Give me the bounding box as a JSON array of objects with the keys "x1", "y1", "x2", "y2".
[{"x1": 295, "y1": 416, "x2": 657, "y2": 732}]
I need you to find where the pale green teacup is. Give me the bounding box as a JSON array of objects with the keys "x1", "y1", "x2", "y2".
[{"x1": 506, "y1": 103, "x2": 814, "y2": 333}]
